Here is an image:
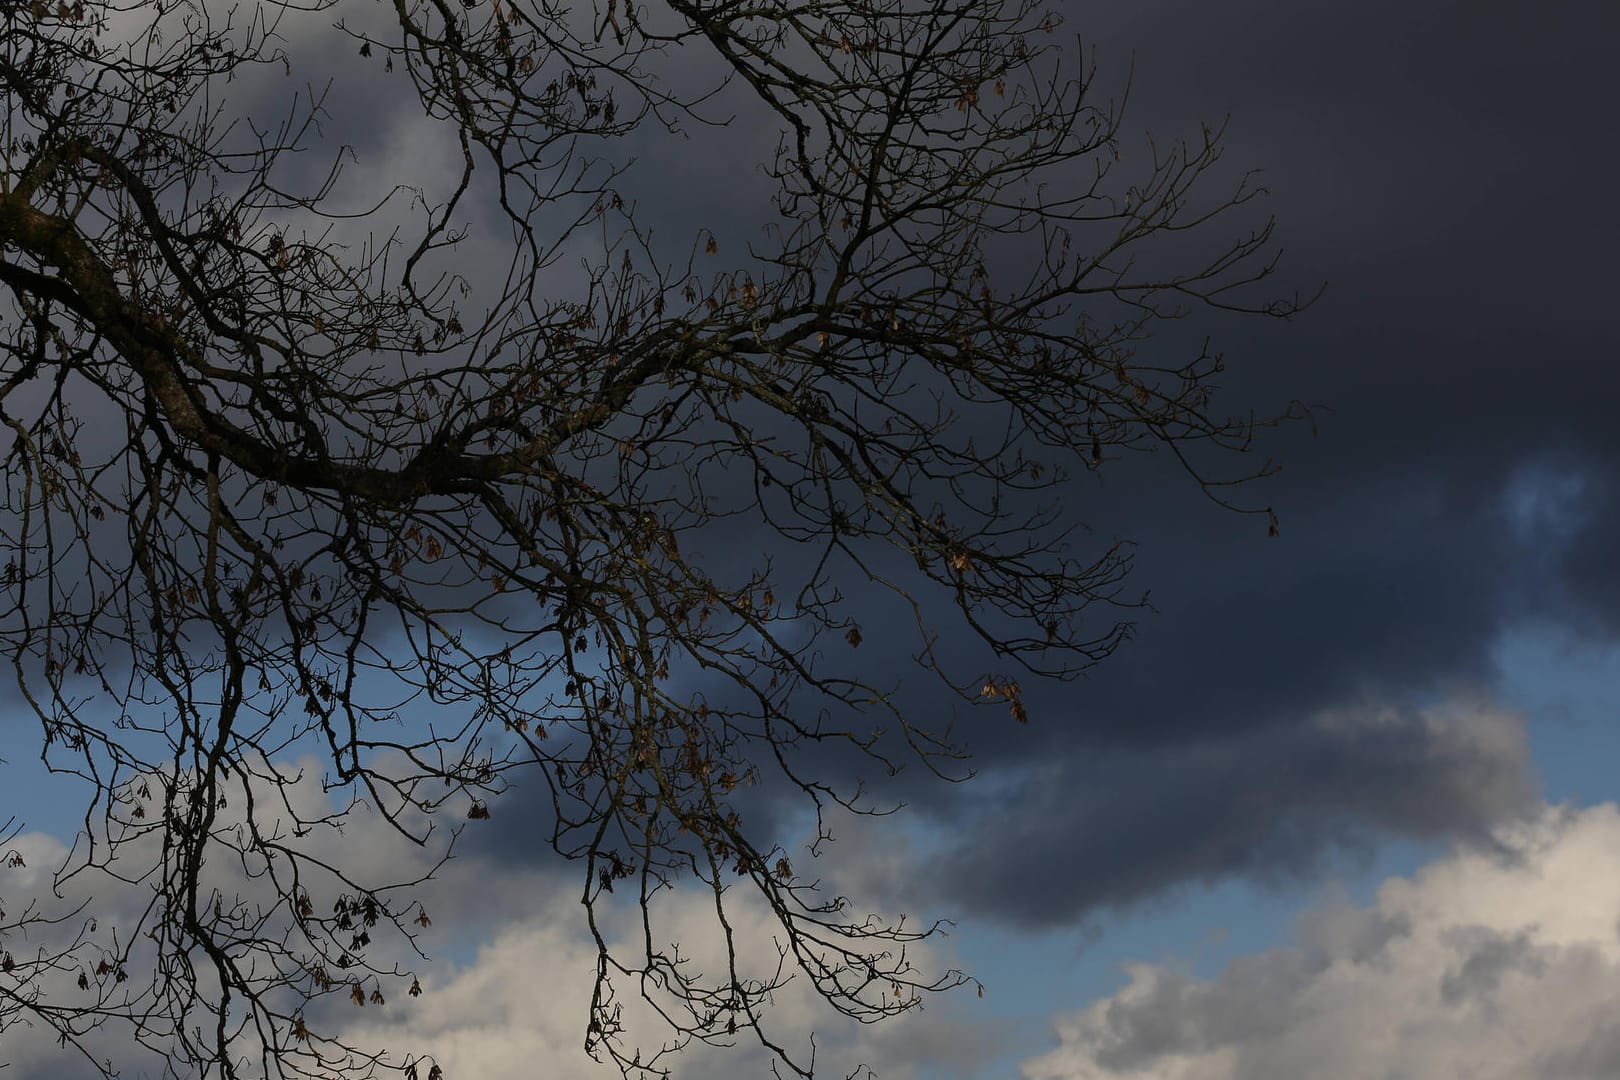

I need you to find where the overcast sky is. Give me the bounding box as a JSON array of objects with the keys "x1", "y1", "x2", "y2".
[{"x1": 5, "y1": 1, "x2": 1620, "y2": 1078}]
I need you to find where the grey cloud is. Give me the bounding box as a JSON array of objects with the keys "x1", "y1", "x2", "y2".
[
  {"x1": 1540, "y1": 1023, "x2": 1620, "y2": 1080},
  {"x1": 925, "y1": 701, "x2": 1536, "y2": 927},
  {"x1": 1022, "y1": 803, "x2": 1620, "y2": 1080},
  {"x1": 1087, "y1": 958, "x2": 1318, "y2": 1073},
  {"x1": 1292, "y1": 891, "x2": 1410, "y2": 968},
  {"x1": 1438, "y1": 926, "x2": 1544, "y2": 1007}
]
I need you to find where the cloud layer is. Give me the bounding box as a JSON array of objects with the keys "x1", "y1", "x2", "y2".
[
  {"x1": 0, "y1": 759, "x2": 999, "y2": 1080},
  {"x1": 927, "y1": 699, "x2": 1538, "y2": 926},
  {"x1": 341, "y1": 882, "x2": 1002, "y2": 1080},
  {"x1": 1022, "y1": 802, "x2": 1620, "y2": 1080}
]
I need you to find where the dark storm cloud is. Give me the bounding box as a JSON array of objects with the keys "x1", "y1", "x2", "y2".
[
  {"x1": 926, "y1": 699, "x2": 1534, "y2": 926},
  {"x1": 461, "y1": 1, "x2": 1620, "y2": 923},
  {"x1": 860, "y1": 0, "x2": 1620, "y2": 924}
]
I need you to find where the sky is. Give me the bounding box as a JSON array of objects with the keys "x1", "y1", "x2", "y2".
[{"x1": 4, "y1": 1, "x2": 1620, "y2": 1078}]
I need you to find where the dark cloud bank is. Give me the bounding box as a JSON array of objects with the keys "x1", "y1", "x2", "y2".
[
  {"x1": 901, "y1": 0, "x2": 1620, "y2": 927},
  {"x1": 474, "y1": 0, "x2": 1620, "y2": 931}
]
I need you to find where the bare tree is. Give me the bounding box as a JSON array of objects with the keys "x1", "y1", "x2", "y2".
[{"x1": 0, "y1": 0, "x2": 1307, "y2": 1076}]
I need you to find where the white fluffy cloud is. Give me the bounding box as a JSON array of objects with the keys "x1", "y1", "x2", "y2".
[
  {"x1": 1022, "y1": 802, "x2": 1620, "y2": 1080},
  {"x1": 0, "y1": 756, "x2": 997, "y2": 1079},
  {"x1": 338, "y1": 826, "x2": 1003, "y2": 1080}
]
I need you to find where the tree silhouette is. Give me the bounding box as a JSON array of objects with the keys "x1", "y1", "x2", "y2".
[{"x1": 0, "y1": 0, "x2": 1307, "y2": 1076}]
